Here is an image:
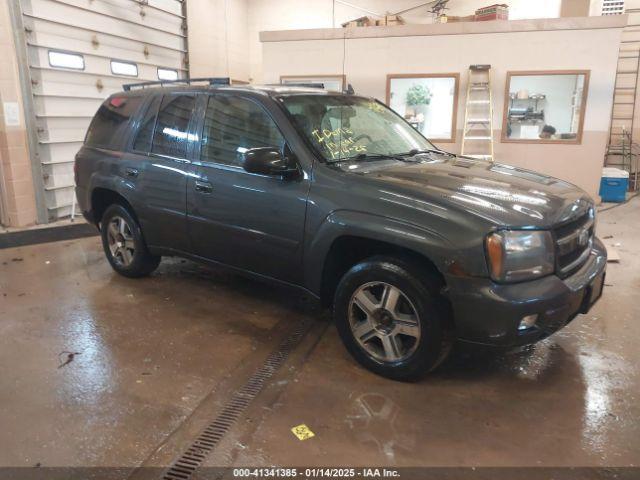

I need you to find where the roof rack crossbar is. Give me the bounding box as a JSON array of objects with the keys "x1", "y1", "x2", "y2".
[
  {"x1": 123, "y1": 77, "x2": 231, "y2": 91},
  {"x1": 269, "y1": 82, "x2": 356, "y2": 94},
  {"x1": 276, "y1": 82, "x2": 326, "y2": 89}
]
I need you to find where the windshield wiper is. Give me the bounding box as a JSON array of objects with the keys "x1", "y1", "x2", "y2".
[
  {"x1": 328, "y1": 153, "x2": 418, "y2": 164},
  {"x1": 399, "y1": 148, "x2": 455, "y2": 157}
]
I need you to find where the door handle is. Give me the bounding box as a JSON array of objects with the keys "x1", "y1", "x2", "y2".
[
  {"x1": 194, "y1": 180, "x2": 213, "y2": 193},
  {"x1": 124, "y1": 167, "x2": 139, "y2": 178}
]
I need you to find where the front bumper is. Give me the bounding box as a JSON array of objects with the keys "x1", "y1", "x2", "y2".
[{"x1": 445, "y1": 237, "x2": 607, "y2": 347}]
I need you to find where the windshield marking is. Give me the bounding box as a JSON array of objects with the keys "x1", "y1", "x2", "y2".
[
  {"x1": 281, "y1": 95, "x2": 438, "y2": 163},
  {"x1": 311, "y1": 127, "x2": 367, "y2": 159}
]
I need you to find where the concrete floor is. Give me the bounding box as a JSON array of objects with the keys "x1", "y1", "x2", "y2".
[{"x1": 1, "y1": 198, "x2": 639, "y2": 474}]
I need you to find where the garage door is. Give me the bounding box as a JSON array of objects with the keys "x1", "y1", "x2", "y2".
[{"x1": 18, "y1": 0, "x2": 188, "y2": 221}]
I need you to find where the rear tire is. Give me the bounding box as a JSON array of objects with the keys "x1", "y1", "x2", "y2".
[
  {"x1": 333, "y1": 255, "x2": 451, "y2": 381},
  {"x1": 100, "y1": 204, "x2": 160, "y2": 278}
]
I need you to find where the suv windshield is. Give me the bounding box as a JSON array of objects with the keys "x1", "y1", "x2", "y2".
[{"x1": 280, "y1": 95, "x2": 436, "y2": 162}]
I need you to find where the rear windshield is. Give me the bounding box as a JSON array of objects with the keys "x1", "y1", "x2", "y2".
[{"x1": 85, "y1": 95, "x2": 144, "y2": 150}]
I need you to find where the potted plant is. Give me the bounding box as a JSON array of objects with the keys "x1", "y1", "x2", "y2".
[{"x1": 406, "y1": 84, "x2": 432, "y2": 117}]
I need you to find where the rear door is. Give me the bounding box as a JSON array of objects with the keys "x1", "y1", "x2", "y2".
[
  {"x1": 187, "y1": 93, "x2": 310, "y2": 284},
  {"x1": 129, "y1": 91, "x2": 198, "y2": 252}
]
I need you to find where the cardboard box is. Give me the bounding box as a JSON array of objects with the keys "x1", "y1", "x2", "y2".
[
  {"x1": 342, "y1": 16, "x2": 378, "y2": 28},
  {"x1": 475, "y1": 4, "x2": 509, "y2": 21},
  {"x1": 438, "y1": 14, "x2": 475, "y2": 23},
  {"x1": 384, "y1": 14, "x2": 405, "y2": 26}
]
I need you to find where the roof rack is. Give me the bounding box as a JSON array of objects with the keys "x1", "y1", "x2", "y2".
[
  {"x1": 274, "y1": 82, "x2": 327, "y2": 89},
  {"x1": 270, "y1": 82, "x2": 356, "y2": 94},
  {"x1": 122, "y1": 77, "x2": 231, "y2": 91}
]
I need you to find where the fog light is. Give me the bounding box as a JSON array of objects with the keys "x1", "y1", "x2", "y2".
[{"x1": 518, "y1": 314, "x2": 538, "y2": 331}]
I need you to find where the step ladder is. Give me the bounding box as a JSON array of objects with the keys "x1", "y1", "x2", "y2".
[
  {"x1": 605, "y1": 8, "x2": 640, "y2": 190},
  {"x1": 461, "y1": 64, "x2": 494, "y2": 162}
]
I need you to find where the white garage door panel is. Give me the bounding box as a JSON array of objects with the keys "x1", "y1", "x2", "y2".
[
  {"x1": 38, "y1": 124, "x2": 87, "y2": 144},
  {"x1": 43, "y1": 158, "x2": 75, "y2": 185},
  {"x1": 151, "y1": 0, "x2": 183, "y2": 13},
  {"x1": 25, "y1": 15, "x2": 187, "y2": 56},
  {"x1": 32, "y1": 69, "x2": 145, "y2": 97},
  {"x1": 19, "y1": 0, "x2": 187, "y2": 221},
  {"x1": 45, "y1": 188, "x2": 75, "y2": 218},
  {"x1": 23, "y1": 0, "x2": 185, "y2": 50},
  {"x1": 36, "y1": 117, "x2": 91, "y2": 142},
  {"x1": 24, "y1": 0, "x2": 185, "y2": 38},
  {"x1": 28, "y1": 31, "x2": 185, "y2": 69},
  {"x1": 41, "y1": 143, "x2": 83, "y2": 167},
  {"x1": 56, "y1": 0, "x2": 183, "y2": 33},
  {"x1": 34, "y1": 96, "x2": 102, "y2": 118},
  {"x1": 30, "y1": 47, "x2": 179, "y2": 83}
]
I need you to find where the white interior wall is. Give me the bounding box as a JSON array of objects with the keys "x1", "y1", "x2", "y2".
[{"x1": 187, "y1": 0, "x2": 249, "y2": 81}]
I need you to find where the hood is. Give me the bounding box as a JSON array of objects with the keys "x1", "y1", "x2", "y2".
[{"x1": 342, "y1": 155, "x2": 593, "y2": 228}]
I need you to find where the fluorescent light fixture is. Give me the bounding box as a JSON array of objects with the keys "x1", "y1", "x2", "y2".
[
  {"x1": 111, "y1": 60, "x2": 138, "y2": 77},
  {"x1": 48, "y1": 50, "x2": 84, "y2": 70},
  {"x1": 158, "y1": 68, "x2": 179, "y2": 81}
]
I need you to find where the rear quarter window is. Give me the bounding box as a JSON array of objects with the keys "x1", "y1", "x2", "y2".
[{"x1": 85, "y1": 95, "x2": 144, "y2": 150}]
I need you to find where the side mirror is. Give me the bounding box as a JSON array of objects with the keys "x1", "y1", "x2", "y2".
[{"x1": 240, "y1": 147, "x2": 298, "y2": 177}]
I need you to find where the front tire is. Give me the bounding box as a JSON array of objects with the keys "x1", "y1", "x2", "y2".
[
  {"x1": 100, "y1": 204, "x2": 160, "y2": 278},
  {"x1": 334, "y1": 256, "x2": 451, "y2": 381}
]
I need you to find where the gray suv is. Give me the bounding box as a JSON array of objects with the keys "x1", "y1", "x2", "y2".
[{"x1": 75, "y1": 80, "x2": 606, "y2": 380}]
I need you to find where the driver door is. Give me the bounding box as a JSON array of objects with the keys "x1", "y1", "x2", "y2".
[{"x1": 187, "y1": 93, "x2": 310, "y2": 284}]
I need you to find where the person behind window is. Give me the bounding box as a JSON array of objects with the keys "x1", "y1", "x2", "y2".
[{"x1": 539, "y1": 124, "x2": 557, "y2": 139}]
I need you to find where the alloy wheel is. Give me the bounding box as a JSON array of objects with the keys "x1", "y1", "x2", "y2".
[
  {"x1": 106, "y1": 215, "x2": 135, "y2": 267},
  {"x1": 348, "y1": 282, "x2": 421, "y2": 363}
]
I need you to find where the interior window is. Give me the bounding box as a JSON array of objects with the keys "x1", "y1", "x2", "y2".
[
  {"x1": 151, "y1": 94, "x2": 196, "y2": 158},
  {"x1": 201, "y1": 95, "x2": 285, "y2": 166},
  {"x1": 85, "y1": 95, "x2": 143, "y2": 150},
  {"x1": 133, "y1": 95, "x2": 161, "y2": 152},
  {"x1": 503, "y1": 72, "x2": 589, "y2": 143},
  {"x1": 387, "y1": 75, "x2": 458, "y2": 142}
]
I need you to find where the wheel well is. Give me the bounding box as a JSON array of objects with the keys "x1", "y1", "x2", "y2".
[
  {"x1": 320, "y1": 236, "x2": 446, "y2": 308},
  {"x1": 90, "y1": 188, "x2": 136, "y2": 227}
]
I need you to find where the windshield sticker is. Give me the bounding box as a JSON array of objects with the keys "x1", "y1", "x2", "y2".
[
  {"x1": 366, "y1": 101, "x2": 385, "y2": 113},
  {"x1": 311, "y1": 128, "x2": 367, "y2": 159}
]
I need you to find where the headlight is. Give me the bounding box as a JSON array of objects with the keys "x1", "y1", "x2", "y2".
[{"x1": 485, "y1": 230, "x2": 555, "y2": 283}]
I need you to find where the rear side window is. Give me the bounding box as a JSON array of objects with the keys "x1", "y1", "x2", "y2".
[
  {"x1": 201, "y1": 95, "x2": 285, "y2": 167},
  {"x1": 151, "y1": 94, "x2": 196, "y2": 158},
  {"x1": 85, "y1": 96, "x2": 144, "y2": 150}
]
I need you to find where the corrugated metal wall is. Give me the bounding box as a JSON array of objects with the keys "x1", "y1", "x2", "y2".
[{"x1": 19, "y1": 0, "x2": 188, "y2": 221}]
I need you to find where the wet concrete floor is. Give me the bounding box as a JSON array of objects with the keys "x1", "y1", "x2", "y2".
[{"x1": 0, "y1": 198, "x2": 638, "y2": 471}]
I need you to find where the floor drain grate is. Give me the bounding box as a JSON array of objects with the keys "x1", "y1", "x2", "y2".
[{"x1": 163, "y1": 319, "x2": 312, "y2": 480}]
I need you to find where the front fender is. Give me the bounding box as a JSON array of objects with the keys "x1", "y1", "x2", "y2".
[{"x1": 303, "y1": 209, "x2": 457, "y2": 296}]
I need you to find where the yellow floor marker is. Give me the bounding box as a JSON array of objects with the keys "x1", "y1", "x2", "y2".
[{"x1": 291, "y1": 424, "x2": 315, "y2": 441}]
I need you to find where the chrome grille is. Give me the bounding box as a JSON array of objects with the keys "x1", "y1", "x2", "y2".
[{"x1": 554, "y1": 209, "x2": 595, "y2": 278}]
